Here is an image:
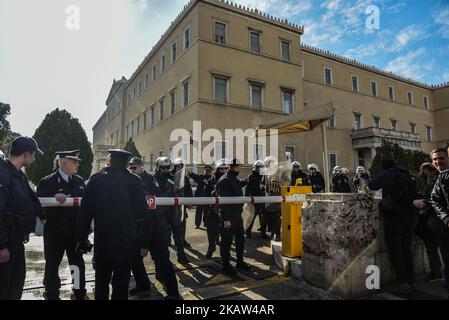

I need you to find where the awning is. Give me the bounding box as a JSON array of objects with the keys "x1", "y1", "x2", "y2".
[{"x1": 255, "y1": 102, "x2": 334, "y2": 135}]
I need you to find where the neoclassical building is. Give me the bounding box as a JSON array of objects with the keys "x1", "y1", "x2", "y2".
[{"x1": 92, "y1": 0, "x2": 449, "y2": 175}]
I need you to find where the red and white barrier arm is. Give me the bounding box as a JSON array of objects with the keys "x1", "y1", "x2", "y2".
[{"x1": 38, "y1": 195, "x2": 307, "y2": 208}]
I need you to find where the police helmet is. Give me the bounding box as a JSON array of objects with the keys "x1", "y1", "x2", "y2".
[
  {"x1": 307, "y1": 163, "x2": 319, "y2": 171},
  {"x1": 215, "y1": 158, "x2": 229, "y2": 170},
  {"x1": 156, "y1": 157, "x2": 171, "y2": 171},
  {"x1": 356, "y1": 166, "x2": 365, "y2": 173},
  {"x1": 0, "y1": 150, "x2": 5, "y2": 160},
  {"x1": 253, "y1": 160, "x2": 264, "y2": 169},
  {"x1": 292, "y1": 161, "x2": 301, "y2": 169}
]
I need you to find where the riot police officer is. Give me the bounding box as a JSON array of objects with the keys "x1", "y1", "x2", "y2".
[
  {"x1": 76, "y1": 149, "x2": 149, "y2": 300},
  {"x1": 307, "y1": 164, "x2": 325, "y2": 193},
  {"x1": 0, "y1": 136, "x2": 43, "y2": 300},
  {"x1": 262, "y1": 156, "x2": 282, "y2": 241},
  {"x1": 189, "y1": 166, "x2": 213, "y2": 229},
  {"x1": 37, "y1": 150, "x2": 86, "y2": 300},
  {"x1": 290, "y1": 161, "x2": 311, "y2": 187},
  {"x1": 128, "y1": 157, "x2": 181, "y2": 299},
  {"x1": 203, "y1": 159, "x2": 228, "y2": 258},
  {"x1": 153, "y1": 157, "x2": 189, "y2": 264},
  {"x1": 331, "y1": 166, "x2": 351, "y2": 193},
  {"x1": 217, "y1": 159, "x2": 251, "y2": 276},
  {"x1": 244, "y1": 160, "x2": 266, "y2": 239}
]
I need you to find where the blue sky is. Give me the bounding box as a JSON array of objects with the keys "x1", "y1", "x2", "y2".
[{"x1": 0, "y1": 0, "x2": 448, "y2": 138}]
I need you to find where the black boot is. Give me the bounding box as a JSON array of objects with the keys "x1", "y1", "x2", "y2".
[
  {"x1": 236, "y1": 260, "x2": 251, "y2": 271},
  {"x1": 205, "y1": 247, "x2": 215, "y2": 259},
  {"x1": 222, "y1": 264, "x2": 237, "y2": 276}
]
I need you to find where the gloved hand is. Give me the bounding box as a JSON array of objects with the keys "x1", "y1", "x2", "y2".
[{"x1": 75, "y1": 240, "x2": 93, "y2": 254}]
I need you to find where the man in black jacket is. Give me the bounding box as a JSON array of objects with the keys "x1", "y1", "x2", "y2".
[
  {"x1": 290, "y1": 161, "x2": 311, "y2": 187},
  {"x1": 128, "y1": 157, "x2": 180, "y2": 300},
  {"x1": 217, "y1": 159, "x2": 250, "y2": 276},
  {"x1": 307, "y1": 164, "x2": 325, "y2": 193},
  {"x1": 430, "y1": 148, "x2": 449, "y2": 297},
  {"x1": 0, "y1": 136, "x2": 43, "y2": 300},
  {"x1": 37, "y1": 150, "x2": 86, "y2": 300},
  {"x1": 189, "y1": 166, "x2": 213, "y2": 229},
  {"x1": 244, "y1": 160, "x2": 266, "y2": 238},
  {"x1": 368, "y1": 159, "x2": 419, "y2": 293},
  {"x1": 76, "y1": 149, "x2": 149, "y2": 300}
]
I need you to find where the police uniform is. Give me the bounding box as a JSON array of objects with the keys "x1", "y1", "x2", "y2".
[
  {"x1": 0, "y1": 136, "x2": 43, "y2": 300},
  {"x1": 76, "y1": 149, "x2": 149, "y2": 300},
  {"x1": 216, "y1": 160, "x2": 250, "y2": 274},
  {"x1": 203, "y1": 171, "x2": 224, "y2": 258},
  {"x1": 190, "y1": 169, "x2": 212, "y2": 228},
  {"x1": 291, "y1": 171, "x2": 312, "y2": 187},
  {"x1": 36, "y1": 150, "x2": 86, "y2": 300},
  {"x1": 262, "y1": 173, "x2": 282, "y2": 241},
  {"x1": 244, "y1": 169, "x2": 267, "y2": 238}
]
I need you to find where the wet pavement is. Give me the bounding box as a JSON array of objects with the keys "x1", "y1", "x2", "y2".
[{"x1": 21, "y1": 208, "x2": 448, "y2": 300}]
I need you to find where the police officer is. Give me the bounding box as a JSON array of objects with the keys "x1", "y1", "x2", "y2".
[
  {"x1": 262, "y1": 156, "x2": 282, "y2": 241},
  {"x1": 189, "y1": 166, "x2": 213, "y2": 229},
  {"x1": 76, "y1": 149, "x2": 149, "y2": 300},
  {"x1": 244, "y1": 160, "x2": 266, "y2": 239},
  {"x1": 217, "y1": 159, "x2": 251, "y2": 276},
  {"x1": 203, "y1": 159, "x2": 228, "y2": 258},
  {"x1": 171, "y1": 158, "x2": 193, "y2": 251},
  {"x1": 331, "y1": 166, "x2": 351, "y2": 193},
  {"x1": 307, "y1": 164, "x2": 325, "y2": 193},
  {"x1": 353, "y1": 166, "x2": 371, "y2": 192},
  {"x1": 153, "y1": 157, "x2": 189, "y2": 265},
  {"x1": 37, "y1": 150, "x2": 86, "y2": 300},
  {"x1": 0, "y1": 150, "x2": 5, "y2": 161},
  {"x1": 128, "y1": 157, "x2": 181, "y2": 299},
  {"x1": 291, "y1": 161, "x2": 311, "y2": 186},
  {"x1": 0, "y1": 136, "x2": 43, "y2": 300}
]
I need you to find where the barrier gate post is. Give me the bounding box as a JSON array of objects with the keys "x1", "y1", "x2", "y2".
[{"x1": 281, "y1": 186, "x2": 312, "y2": 258}]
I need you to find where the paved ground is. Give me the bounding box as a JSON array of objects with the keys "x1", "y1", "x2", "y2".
[{"x1": 21, "y1": 208, "x2": 448, "y2": 300}]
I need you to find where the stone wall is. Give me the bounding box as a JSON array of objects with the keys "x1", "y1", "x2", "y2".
[{"x1": 301, "y1": 193, "x2": 429, "y2": 299}]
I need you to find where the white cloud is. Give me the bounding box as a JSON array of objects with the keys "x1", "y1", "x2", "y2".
[
  {"x1": 395, "y1": 25, "x2": 425, "y2": 49},
  {"x1": 386, "y1": 2, "x2": 406, "y2": 14},
  {"x1": 433, "y1": 5, "x2": 449, "y2": 39},
  {"x1": 384, "y1": 48, "x2": 427, "y2": 80}
]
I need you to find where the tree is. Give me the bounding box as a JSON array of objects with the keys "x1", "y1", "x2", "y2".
[
  {"x1": 0, "y1": 102, "x2": 12, "y2": 142},
  {"x1": 369, "y1": 140, "x2": 430, "y2": 181},
  {"x1": 124, "y1": 138, "x2": 141, "y2": 158},
  {"x1": 27, "y1": 108, "x2": 93, "y2": 184}
]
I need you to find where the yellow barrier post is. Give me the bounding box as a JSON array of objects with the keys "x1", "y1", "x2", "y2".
[{"x1": 281, "y1": 185, "x2": 312, "y2": 258}]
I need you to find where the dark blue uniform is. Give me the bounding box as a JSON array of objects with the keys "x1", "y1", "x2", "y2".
[
  {"x1": 291, "y1": 171, "x2": 311, "y2": 186},
  {"x1": 0, "y1": 160, "x2": 42, "y2": 300},
  {"x1": 77, "y1": 166, "x2": 148, "y2": 300},
  {"x1": 244, "y1": 170, "x2": 266, "y2": 237},
  {"x1": 203, "y1": 171, "x2": 224, "y2": 257},
  {"x1": 190, "y1": 172, "x2": 212, "y2": 228},
  {"x1": 309, "y1": 172, "x2": 325, "y2": 193},
  {"x1": 37, "y1": 171, "x2": 86, "y2": 300}
]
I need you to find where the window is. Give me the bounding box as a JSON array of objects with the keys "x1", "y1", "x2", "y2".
[
  {"x1": 131, "y1": 120, "x2": 135, "y2": 137},
  {"x1": 282, "y1": 89, "x2": 293, "y2": 113},
  {"x1": 214, "y1": 141, "x2": 228, "y2": 160},
  {"x1": 171, "y1": 41, "x2": 177, "y2": 63},
  {"x1": 373, "y1": 117, "x2": 380, "y2": 128},
  {"x1": 281, "y1": 40, "x2": 290, "y2": 62},
  {"x1": 183, "y1": 80, "x2": 189, "y2": 107},
  {"x1": 152, "y1": 64, "x2": 156, "y2": 81},
  {"x1": 410, "y1": 122, "x2": 416, "y2": 134},
  {"x1": 214, "y1": 76, "x2": 228, "y2": 103},
  {"x1": 138, "y1": 82, "x2": 142, "y2": 96},
  {"x1": 252, "y1": 144, "x2": 264, "y2": 162},
  {"x1": 150, "y1": 107, "x2": 155, "y2": 127},
  {"x1": 250, "y1": 83, "x2": 263, "y2": 108},
  {"x1": 184, "y1": 27, "x2": 190, "y2": 49},
  {"x1": 354, "y1": 113, "x2": 362, "y2": 130},
  {"x1": 329, "y1": 153, "x2": 337, "y2": 170},
  {"x1": 352, "y1": 76, "x2": 358, "y2": 92},
  {"x1": 426, "y1": 126, "x2": 432, "y2": 141},
  {"x1": 214, "y1": 22, "x2": 226, "y2": 44},
  {"x1": 285, "y1": 146, "x2": 295, "y2": 162},
  {"x1": 328, "y1": 115, "x2": 336, "y2": 128},
  {"x1": 407, "y1": 91, "x2": 413, "y2": 105},
  {"x1": 423, "y1": 96, "x2": 429, "y2": 110},
  {"x1": 143, "y1": 111, "x2": 147, "y2": 130},
  {"x1": 145, "y1": 74, "x2": 149, "y2": 89},
  {"x1": 324, "y1": 68, "x2": 332, "y2": 86},
  {"x1": 391, "y1": 119, "x2": 397, "y2": 131},
  {"x1": 137, "y1": 116, "x2": 140, "y2": 134},
  {"x1": 169, "y1": 91, "x2": 176, "y2": 114},
  {"x1": 388, "y1": 86, "x2": 394, "y2": 101},
  {"x1": 250, "y1": 31, "x2": 260, "y2": 53},
  {"x1": 159, "y1": 100, "x2": 164, "y2": 120},
  {"x1": 160, "y1": 55, "x2": 166, "y2": 73},
  {"x1": 371, "y1": 81, "x2": 377, "y2": 96}
]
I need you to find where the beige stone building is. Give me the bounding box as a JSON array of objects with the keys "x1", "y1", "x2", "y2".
[{"x1": 92, "y1": 0, "x2": 449, "y2": 177}]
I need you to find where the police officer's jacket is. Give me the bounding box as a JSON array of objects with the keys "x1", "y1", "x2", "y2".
[
  {"x1": 37, "y1": 171, "x2": 85, "y2": 226},
  {"x1": 291, "y1": 171, "x2": 311, "y2": 187},
  {"x1": 309, "y1": 173, "x2": 325, "y2": 193},
  {"x1": 331, "y1": 175, "x2": 352, "y2": 193},
  {"x1": 190, "y1": 173, "x2": 211, "y2": 197},
  {"x1": 216, "y1": 170, "x2": 243, "y2": 221},
  {"x1": 430, "y1": 169, "x2": 449, "y2": 230},
  {"x1": 77, "y1": 166, "x2": 148, "y2": 261},
  {"x1": 0, "y1": 160, "x2": 42, "y2": 250},
  {"x1": 245, "y1": 170, "x2": 264, "y2": 197}
]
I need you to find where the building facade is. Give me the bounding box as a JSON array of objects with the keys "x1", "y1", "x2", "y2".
[{"x1": 92, "y1": 0, "x2": 449, "y2": 175}]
